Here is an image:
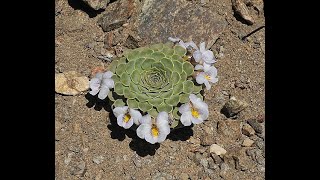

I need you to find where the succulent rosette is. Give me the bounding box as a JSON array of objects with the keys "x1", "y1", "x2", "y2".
[{"x1": 107, "y1": 42, "x2": 204, "y2": 128}]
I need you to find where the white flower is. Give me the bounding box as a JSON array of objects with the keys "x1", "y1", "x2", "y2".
[
  {"x1": 168, "y1": 37, "x2": 197, "y2": 51},
  {"x1": 113, "y1": 106, "x2": 142, "y2": 129},
  {"x1": 195, "y1": 63, "x2": 218, "y2": 90},
  {"x1": 193, "y1": 42, "x2": 216, "y2": 64},
  {"x1": 136, "y1": 112, "x2": 171, "y2": 144},
  {"x1": 179, "y1": 94, "x2": 209, "y2": 126},
  {"x1": 89, "y1": 71, "x2": 114, "y2": 100}
]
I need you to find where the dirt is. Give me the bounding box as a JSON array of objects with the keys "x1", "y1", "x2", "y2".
[{"x1": 55, "y1": 0, "x2": 265, "y2": 179}]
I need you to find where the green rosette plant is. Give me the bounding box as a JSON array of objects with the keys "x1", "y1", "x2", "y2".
[{"x1": 107, "y1": 42, "x2": 203, "y2": 128}]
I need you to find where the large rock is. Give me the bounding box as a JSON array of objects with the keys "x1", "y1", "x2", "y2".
[
  {"x1": 81, "y1": 0, "x2": 110, "y2": 10},
  {"x1": 135, "y1": 0, "x2": 227, "y2": 46},
  {"x1": 98, "y1": 0, "x2": 134, "y2": 32}
]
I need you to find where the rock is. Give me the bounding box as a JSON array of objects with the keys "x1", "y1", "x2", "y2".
[
  {"x1": 217, "y1": 120, "x2": 242, "y2": 142},
  {"x1": 64, "y1": 152, "x2": 75, "y2": 165},
  {"x1": 81, "y1": 0, "x2": 110, "y2": 10},
  {"x1": 200, "y1": 158, "x2": 209, "y2": 169},
  {"x1": 232, "y1": 0, "x2": 254, "y2": 25},
  {"x1": 135, "y1": 0, "x2": 227, "y2": 46},
  {"x1": 247, "y1": 119, "x2": 263, "y2": 134},
  {"x1": 242, "y1": 124, "x2": 255, "y2": 136},
  {"x1": 70, "y1": 161, "x2": 86, "y2": 176},
  {"x1": 210, "y1": 154, "x2": 223, "y2": 165},
  {"x1": 179, "y1": 173, "x2": 189, "y2": 180},
  {"x1": 246, "y1": 148, "x2": 264, "y2": 165},
  {"x1": 97, "y1": 0, "x2": 134, "y2": 32},
  {"x1": 221, "y1": 96, "x2": 248, "y2": 118},
  {"x1": 242, "y1": 138, "x2": 254, "y2": 147},
  {"x1": 193, "y1": 152, "x2": 203, "y2": 165},
  {"x1": 93, "y1": 155, "x2": 105, "y2": 164},
  {"x1": 55, "y1": 71, "x2": 89, "y2": 95},
  {"x1": 153, "y1": 172, "x2": 173, "y2": 180},
  {"x1": 209, "y1": 144, "x2": 227, "y2": 156},
  {"x1": 224, "y1": 147, "x2": 255, "y2": 172},
  {"x1": 200, "y1": 125, "x2": 217, "y2": 146}
]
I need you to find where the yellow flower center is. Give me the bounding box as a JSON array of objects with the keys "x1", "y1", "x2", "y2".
[
  {"x1": 151, "y1": 124, "x2": 159, "y2": 137},
  {"x1": 123, "y1": 114, "x2": 131, "y2": 123},
  {"x1": 205, "y1": 75, "x2": 211, "y2": 80},
  {"x1": 191, "y1": 108, "x2": 200, "y2": 118}
]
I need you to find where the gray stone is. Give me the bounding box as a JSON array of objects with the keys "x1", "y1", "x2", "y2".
[
  {"x1": 135, "y1": 0, "x2": 227, "y2": 46},
  {"x1": 247, "y1": 119, "x2": 263, "y2": 134},
  {"x1": 200, "y1": 158, "x2": 209, "y2": 169},
  {"x1": 242, "y1": 124, "x2": 255, "y2": 136},
  {"x1": 242, "y1": 138, "x2": 254, "y2": 147},
  {"x1": 232, "y1": 0, "x2": 254, "y2": 25},
  {"x1": 70, "y1": 161, "x2": 86, "y2": 176},
  {"x1": 81, "y1": 0, "x2": 110, "y2": 10},
  {"x1": 211, "y1": 154, "x2": 223, "y2": 165},
  {"x1": 93, "y1": 155, "x2": 105, "y2": 164},
  {"x1": 221, "y1": 96, "x2": 248, "y2": 118},
  {"x1": 179, "y1": 173, "x2": 189, "y2": 180},
  {"x1": 98, "y1": 0, "x2": 134, "y2": 32}
]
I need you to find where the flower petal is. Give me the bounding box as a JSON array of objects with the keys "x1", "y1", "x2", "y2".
[
  {"x1": 202, "y1": 50, "x2": 215, "y2": 64},
  {"x1": 191, "y1": 116, "x2": 204, "y2": 124},
  {"x1": 157, "y1": 132, "x2": 168, "y2": 143},
  {"x1": 199, "y1": 108, "x2": 209, "y2": 120},
  {"x1": 180, "y1": 111, "x2": 192, "y2": 126},
  {"x1": 89, "y1": 78, "x2": 101, "y2": 95},
  {"x1": 179, "y1": 103, "x2": 190, "y2": 114},
  {"x1": 195, "y1": 64, "x2": 204, "y2": 70},
  {"x1": 129, "y1": 108, "x2": 142, "y2": 125},
  {"x1": 193, "y1": 51, "x2": 202, "y2": 62},
  {"x1": 204, "y1": 81, "x2": 211, "y2": 90},
  {"x1": 199, "y1": 42, "x2": 206, "y2": 52},
  {"x1": 137, "y1": 124, "x2": 151, "y2": 139},
  {"x1": 98, "y1": 86, "x2": 110, "y2": 100},
  {"x1": 140, "y1": 114, "x2": 152, "y2": 125},
  {"x1": 103, "y1": 71, "x2": 113, "y2": 79},
  {"x1": 145, "y1": 132, "x2": 157, "y2": 144},
  {"x1": 156, "y1": 112, "x2": 169, "y2": 126},
  {"x1": 122, "y1": 118, "x2": 134, "y2": 129},
  {"x1": 196, "y1": 73, "x2": 207, "y2": 85},
  {"x1": 168, "y1": 37, "x2": 181, "y2": 43},
  {"x1": 113, "y1": 106, "x2": 128, "y2": 117},
  {"x1": 95, "y1": 72, "x2": 103, "y2": 80},
  {"x1": 102, "y1": 78, "x2": 114, "y2": 89},
  {"x1": 117, "y1": 114, "x2": 125, "y2": 127},
  {"x1": 185, "y1": 41, "x2": 198, "y2": 50}
]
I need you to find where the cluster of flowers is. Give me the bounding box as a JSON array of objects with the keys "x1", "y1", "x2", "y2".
[{"x1": 88, "y1": 38, "x2": 218, "y2": 144}]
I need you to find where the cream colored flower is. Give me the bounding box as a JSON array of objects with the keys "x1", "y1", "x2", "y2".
[
  {"x1": 136, "y1": 112, "x2": 171, "y2": 144},
  {"x1": 195, "y1": 63, "x2": 218, "y2": 90},
  {"x1": 113, "y1": 106, "x2": 142, "y2": 129},
  {"x1": 179, "y1": 94, "x2": 209, "y2": 126}
]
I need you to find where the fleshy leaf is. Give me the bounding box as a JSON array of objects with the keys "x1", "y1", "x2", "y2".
[
  {"x1": 179, "y1": 93, "x2": 190, "y2": 103},
  {"x1": 193, "y1": 84, "x2": 202, "y2": 93},
  {"x1": 127, "y1": 99, "x2": 139, "y2": 109},
  {"x1": 160, "y1": 58, "x2": 174, "y2": 70},
  {"x1": 174, "y1": 45, "x2": 187, "y2": 56},
  {"x1": 183, "y1": 80, "x2": 194, "y2": 94},
  {"x1": 114, "y1": 82, "x2": 125, "y2": 95},
  {"x1": 120, "y1": 73, "x2": 130, "y2": 86},
  {"x1": 147, "y1": 108, "x2": 159, "y2": 118},
  {"x1": 138, "y1": 101, "x2": 153, "y2": 112},
  {"x1": 123, "y1": 87, "x2": 136, "y2": 99},
  {"x1": 171, "y1": 71, "x2": 180, "y2": 85},
  {"x1": 148, "y1": 98, "x2": 164, "y2": 106},
  {"x1": 131, "y1": 70, "x2": 141, "y2": 84},
  {"x1": 156, "y1": 102, "x2": 173, "y2": 113},
  {"x1": 183, "y1": 62, "x2": 194, "y2": 76},
  {"x1": 127, "y1": 50, "x2": 140, "y2": 61},
  {"x1": 113, "y1": 99, "x2": 126, "y2": 108},
  {"x1": 142, "y1": 58, "x2": 156, "y2": 70},
  {"x1": 115, "y1": 63, "x2": 126, "y2": 76},
  {"x1": 165, "y1": 94, "x2": 180, "y2": 106},
  {"x1": 172, "y1": 60, "x2": 183, "y2": 73},
  {"x1": 125, "y1": 61, "x2": 136, "y2": 74},
  {"x1": 172, "y1": 82, "x2": 183, "y2": 94}
]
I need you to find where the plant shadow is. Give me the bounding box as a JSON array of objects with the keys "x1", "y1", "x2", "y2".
[
  {"x1": 106, "y1": 111, "x2": 194, "y2": 157},
  {"x1": 85, "y1": 93, "x2": 112, "y2": 112}
]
